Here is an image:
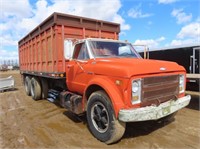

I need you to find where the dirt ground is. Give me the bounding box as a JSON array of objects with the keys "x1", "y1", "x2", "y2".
[{"x1": 0, "y1": 71, "x2": 200, "y2": 149}]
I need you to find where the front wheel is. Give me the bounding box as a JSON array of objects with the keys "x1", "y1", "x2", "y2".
[
  {"x1": 159, "y1": 112, "x2": 177, "y2": 123},
  {"x1": 87, "y1": 91, "x2": 125, "y2": 144}
]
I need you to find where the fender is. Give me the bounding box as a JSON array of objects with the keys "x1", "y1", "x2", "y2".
[{"x1": 84, "y1": 76, "x2": 126, "y2": 118}]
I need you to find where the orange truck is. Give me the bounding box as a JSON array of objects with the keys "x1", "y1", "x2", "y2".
[{"x1": 19, "y1": 12, "x2": 191, "y2": 144}]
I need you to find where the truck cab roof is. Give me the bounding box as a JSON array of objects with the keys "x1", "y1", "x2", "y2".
[{"x1": 74, "y1": 38, "x2": 129, "y2": 45}]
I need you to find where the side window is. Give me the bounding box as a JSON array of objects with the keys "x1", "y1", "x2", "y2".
[
  {"x1": 73, "y1": 43, "x2": 89, "y2": 60},
  {"x1": 73, "y1": 44, "x2": 82, "y2": 59}
]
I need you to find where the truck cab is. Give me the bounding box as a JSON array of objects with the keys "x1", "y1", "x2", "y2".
[
  {"x1": 65, "y1": 38, "x2": 141, "y2": 94},
  {"x1": 61, "y1": 38, "x2": 191, "y2": 144}
]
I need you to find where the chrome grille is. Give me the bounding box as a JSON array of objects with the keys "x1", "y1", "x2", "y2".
[{"x1": 141, "y1": 75, "x2": 179, "y2": 107}]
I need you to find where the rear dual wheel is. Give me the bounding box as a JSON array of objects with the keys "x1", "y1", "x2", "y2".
[
  {"x1": 41, "y1": 78, "x2": 48, "y2": 99},
  {"x1": 24, "y1": 75, "x2": 48, "y2": 100},
  {"x1": 24, "y1": 76, "x2": 31, "y2": 96},
  {"x1": 30, "y1": 77, "x2": 42, "y2": 100}
]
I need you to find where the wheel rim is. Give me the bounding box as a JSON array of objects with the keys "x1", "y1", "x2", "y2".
[{"x1": 91, "y1": 102, "x2": 109, "y2": 133}]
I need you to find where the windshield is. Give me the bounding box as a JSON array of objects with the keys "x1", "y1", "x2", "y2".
[{"x1": 89, "y1": 41, "x2": 141, "y2": 58}]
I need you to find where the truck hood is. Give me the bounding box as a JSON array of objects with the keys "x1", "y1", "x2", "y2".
[{"x1": 92, "y1": 58, "x2": 185, "y2": 78}]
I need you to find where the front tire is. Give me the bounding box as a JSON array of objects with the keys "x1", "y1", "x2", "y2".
[
  {"x1": 159, "y1": 112, "x2": 177, "y2": 123},
  {"x1": 87, "y1": 91, "x2": 125, "y2": 144},
  {"x1": 30, "y1": 77, "x2": 42, "y2": 100}
]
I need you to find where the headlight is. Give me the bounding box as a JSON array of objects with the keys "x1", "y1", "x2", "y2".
[
  {"x1": 132, "y1": 82, "x2": 139, "y2": 93},
  {"x1": 132, "y1": 79, "x2": 141, "y2": 104},
  {"x1": 179, "y1": 74, "x2": 185, "y2": 94}
]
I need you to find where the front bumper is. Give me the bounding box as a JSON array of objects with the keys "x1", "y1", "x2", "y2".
[{"x1": 118, "y1": 95, "x2": 191, "y2": 122}]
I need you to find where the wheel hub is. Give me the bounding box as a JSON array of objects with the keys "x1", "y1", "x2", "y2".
[{"x1": 91, "y1": 102, "x2": 109, "y2": 133}]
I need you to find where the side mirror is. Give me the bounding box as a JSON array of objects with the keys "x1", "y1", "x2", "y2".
[{"x1": 64, "y1": 40, "x2": 74, "y2": 60}]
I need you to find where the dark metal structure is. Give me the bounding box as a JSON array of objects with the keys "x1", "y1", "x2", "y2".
[{"x1": 140, "y1": 44, "x2": 200, "y2": 91}]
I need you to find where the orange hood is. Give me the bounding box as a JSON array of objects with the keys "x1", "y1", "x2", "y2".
[{"x1": 92, "y1": 58, "x2": 185, "y2": 78}]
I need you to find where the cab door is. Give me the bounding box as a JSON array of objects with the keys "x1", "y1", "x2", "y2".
[{"x1": 66, "y1": 42, "x2": 93, "y2": 94}]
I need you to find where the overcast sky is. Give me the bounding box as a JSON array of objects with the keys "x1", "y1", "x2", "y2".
[{"x1": 0, "y1": 0, "x2": 199, "y2": 61}]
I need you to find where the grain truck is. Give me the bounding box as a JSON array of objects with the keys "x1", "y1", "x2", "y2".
[{"x1": 19, "y1": 12, "x2": 191, "y2": 144}]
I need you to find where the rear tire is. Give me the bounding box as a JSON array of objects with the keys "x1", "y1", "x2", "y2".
[
  {"x1": 41, "y1": 78, "x2": 48, "y2": 99},
  {"x1": 30, "y1": 77, "x2": 42, "y2": 100},
  {"x1": 24, "y1": 76, "x2": 31, "y2": 96},
  {"x1": 87, "y1": 91, "x2": 126, "y2": 144}
]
